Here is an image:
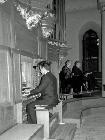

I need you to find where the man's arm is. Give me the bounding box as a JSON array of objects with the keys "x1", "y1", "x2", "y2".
[{"x1": 29, "y1": 75, "x2": 49, "y2": 96}]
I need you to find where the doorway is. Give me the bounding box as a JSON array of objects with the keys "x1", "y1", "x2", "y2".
[{"x1": 82, "y1": 29, "x2": 99, "y2": 73}]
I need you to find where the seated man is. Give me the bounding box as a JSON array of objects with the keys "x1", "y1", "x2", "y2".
[{"x1": 26, "y1": 60, "x2": 59, "y2": 124}]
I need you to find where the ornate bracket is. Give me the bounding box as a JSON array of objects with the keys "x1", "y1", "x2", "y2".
[{"x1": 97, "y1": 0, "x2": 105, "y2": 13}]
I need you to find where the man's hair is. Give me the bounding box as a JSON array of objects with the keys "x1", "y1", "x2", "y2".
[
  {"x1": 74, "y1": 60, "x2": 80, "y2": 66},
  {"x1": 65, "y1": 60, "x2": 71, "y2": 66},
  {"x1": 37, "y1": 60, "x2": 51, "y2": 70}
]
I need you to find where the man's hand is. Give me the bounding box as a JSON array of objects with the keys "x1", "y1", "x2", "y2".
[
  {"x1": 30, "y1": 89, "x2": 35, "y2": 95},
  {"x1": 27, "y1": 93, "x2": 33, "y2": 98},
  {"x1": 27, "y1": 89, "x2": 35, "y2": 98}
]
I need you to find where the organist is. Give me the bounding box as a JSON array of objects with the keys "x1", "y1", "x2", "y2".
[{"x1": 26, "y1": 60, "x2": 59, "y2": 124}]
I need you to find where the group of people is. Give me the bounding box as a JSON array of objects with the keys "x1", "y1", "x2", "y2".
[
  {"x1": 59, "y1": 60, "x2": 96, "y2": 95},
  {"x1": 59, "y1": 60, "x2": 84, "y2": 94}
]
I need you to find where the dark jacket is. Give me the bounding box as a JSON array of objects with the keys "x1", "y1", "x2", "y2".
[
  {"x1": 72, "y1": 66, "x2": 83, "y2": 77},
  {"x1": 59, "y1": 66, "x2": 72, "y2": 94},
  {"x1": 30, "y1": 72, "x2": 59, "y2": 105},
  {"x1": 72, "y1": 66, "x2": 84, "y2": 92},
  {"x1": 61, "y1": 66, "x2": 72, "y2": 80}
]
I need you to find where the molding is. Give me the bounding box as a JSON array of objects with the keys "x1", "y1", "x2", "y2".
[
  {"x1": 65, "y1": 0, "x2": 97, "y2": 13},
  {"x1": 100, "y1": 2, "x2": 105, "y2": 12},
  {"x1": 19, "y1": 0, "x2": 53, "y2": 11},
  {"x1": 97, "y1": 0, "x2": 105, "y2": 12},
  {"x1": 65, "y1": 6, "x2": 97, "y2": 13}
]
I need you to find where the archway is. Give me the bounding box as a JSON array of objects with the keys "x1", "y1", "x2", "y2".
[
  {"x1": 82, "y1": 29, "x2": 99, "y2": 72},
  {"x1": 79, "y1": 22, "x2": 102, "y2": 95}
]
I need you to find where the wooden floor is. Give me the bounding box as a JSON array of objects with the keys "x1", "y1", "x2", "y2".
[{"x1": 50, "y1": 123, "x2": 76, "y2": 140}]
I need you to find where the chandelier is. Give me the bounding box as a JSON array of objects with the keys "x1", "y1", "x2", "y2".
[{"x1": 0, "y1": 0, "x2": 55, "y2": 38}]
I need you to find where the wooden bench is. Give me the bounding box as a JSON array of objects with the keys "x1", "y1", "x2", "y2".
[
  {"x1": 36, "y1": 100, "x2": 76, "y2": 140},
  {"x1": 36, "y1": 101, "x2": 63, "y2": 139},
  {"x1": 0, "y1": 102, "x2": 44, "y2": 140}
]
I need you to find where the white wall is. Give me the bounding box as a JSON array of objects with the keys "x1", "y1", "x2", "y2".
[{"x1": 66, "y1": 8, "x2": 101, "y2": 68}]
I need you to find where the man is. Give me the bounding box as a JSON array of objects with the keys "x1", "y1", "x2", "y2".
[
  {"x1": 26, "y1": 60, "x2": 59, "y2": 124},
  {"x1": 72, "y1": 61, "x2": 84, "y2": 94},
  {"x1": 59, "y1": 60, "x2": 72, "y2": 94}
]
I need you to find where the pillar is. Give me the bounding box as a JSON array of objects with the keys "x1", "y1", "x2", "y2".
[{"x1": 99, "y1": 1, "x2": 105, "y2": 96}]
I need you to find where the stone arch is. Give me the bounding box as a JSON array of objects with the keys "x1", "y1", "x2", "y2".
[{"x1": 78, "y1": 21, "x2": 101, "y2": 71}]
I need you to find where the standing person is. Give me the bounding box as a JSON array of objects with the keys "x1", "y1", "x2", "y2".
[
  {"x1": 26, "y1": 60, "x2": 59, "y2": 124},
  {"x1": 72, "y1": 61, "x2": 84, "y2": 94},
  {"x1": 59, "y1": 60, "x2": 72, "y2": 94}
]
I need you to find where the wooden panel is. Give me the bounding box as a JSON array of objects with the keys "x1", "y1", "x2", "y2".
[
  {"x1": 0, "y1": 5, "x2": 11, "y2": 46},
  {"x1": 21, "y1": 55, "x2": 33, "y2": 88},
  {"x1": 39, "y1": 38, "x2": 47, "y2": 59},
  {"x1": 0, "y1": 49, "x2": 12, "y2": 103},
  {"x1": 12, "y1": 52, "x2": 22, "y2": 104},
  {"x1": 1, "y1": 9, "x2": 11, "y2": 46},
  {"x1": 0, "y1": 103, "x2": 16, "y2": 135}
]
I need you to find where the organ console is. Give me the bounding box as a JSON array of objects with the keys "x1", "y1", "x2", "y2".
[{"x1": 21, "y1": 57, "x2": 42, "y2": 123}]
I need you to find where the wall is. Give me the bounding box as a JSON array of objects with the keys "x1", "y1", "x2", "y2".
[
  {"x1": 65, "y1": 8, "x2": 101, "y2": 68},
  {"x1": 0, "y1": 2, "x2": 11, "y2": 46},
  {"x1": 0, "y1": 1, "x2": 38, "y2": 54},
  {"x1": 14, "y1": 7, "x2": 38, "y2": 55},
  {"x1": 0, "y1": 1, "x2": 39, "y2": 131}
]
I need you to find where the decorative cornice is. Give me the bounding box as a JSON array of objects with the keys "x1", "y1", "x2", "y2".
[
  {"x1": 65, "y1": 0, "x2": 97, "y2": 13},
  {"x1": 97, "y1": 1, "x2": 105, "y2": 12}
]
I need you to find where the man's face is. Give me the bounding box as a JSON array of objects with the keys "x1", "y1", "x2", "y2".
[
  {"x1": 67, "y1": 61, "x2": 71, "y2": 68},
  {"x1": 77, "y1": 62, "x2": 81, "y2": 68},
  {"x1": 39, "y1": 66, "x2": 45, "y2": 75}
]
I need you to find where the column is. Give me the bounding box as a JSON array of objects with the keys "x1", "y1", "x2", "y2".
[{"x1": 100, "y1": 1, "x2": 105, "y2": 97}]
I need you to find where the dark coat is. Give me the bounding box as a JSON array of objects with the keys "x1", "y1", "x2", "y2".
[
  {"x1": 59, "y1": 66, "x2": 72, "y2": 94},
  {"x1": 72, "y1": 66, "x2": 84, "y2": 93},
  {"x1": 72, "y1": 66, "x2": 83, "y2": 77},
  {"x1": 30, "y1": 72, "x2": 59, "y2": 105}
]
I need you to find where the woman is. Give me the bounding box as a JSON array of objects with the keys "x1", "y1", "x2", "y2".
[{"x1": 26, "y1": 60, "x2": 59, "y2": 124}]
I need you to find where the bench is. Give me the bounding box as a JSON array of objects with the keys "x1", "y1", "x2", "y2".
[
  {"x1": 0, "y1": 102, "x2": 44, "y2": 140},
  {"x1": 36, "y1": 101, "x2": 63, "y2": 139}
]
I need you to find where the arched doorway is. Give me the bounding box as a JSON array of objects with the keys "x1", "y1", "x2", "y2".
[{"x1": 82, "y1": 29, "x2": 99, "y2": 73}]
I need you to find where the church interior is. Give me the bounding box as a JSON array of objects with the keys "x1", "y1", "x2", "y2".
[{"x1": 0, "y1": 0, "x2": 105, "y2": 139}]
